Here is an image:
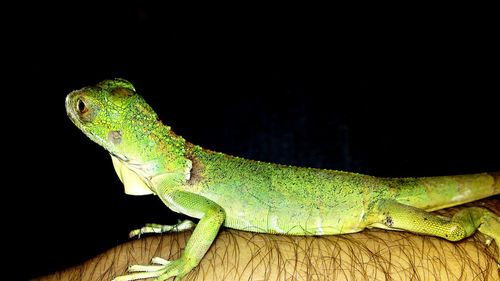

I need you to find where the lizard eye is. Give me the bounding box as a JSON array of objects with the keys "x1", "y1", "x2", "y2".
[{"x1": 77, "y1": 98, "x2": 88, "y2": 114}]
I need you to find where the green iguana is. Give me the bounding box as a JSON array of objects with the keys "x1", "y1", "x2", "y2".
[{"x1": 65, "y1": 78, "x2": 500, "y2": 281}]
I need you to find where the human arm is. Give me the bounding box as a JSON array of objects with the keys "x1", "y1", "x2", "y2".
[{"x1": 36, "y1": 197, "x2": 499, "y2": 281}]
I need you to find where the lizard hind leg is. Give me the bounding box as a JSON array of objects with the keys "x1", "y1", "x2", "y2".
[{"x1": 369, "y1": 200, "x2": 500, "y2": 265}]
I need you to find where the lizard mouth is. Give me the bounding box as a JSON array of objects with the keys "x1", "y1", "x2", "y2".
[
  {"x1": 111, "y1": 151, "x2": 129, "y2": 162},
  {"x1": 65, "y1": 91, "x2": 105, "y2": 146},
  {"x1": 65, "y1": 92, "x2": 81, "y2": 127},
  {"x1": 66, "y1": 90, "x2": 96, "y2": 126}
]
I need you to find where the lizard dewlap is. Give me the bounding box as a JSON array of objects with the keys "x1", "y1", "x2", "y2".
[{"x1": 66, "y1": 78, "x2": 500, "y2": 281}]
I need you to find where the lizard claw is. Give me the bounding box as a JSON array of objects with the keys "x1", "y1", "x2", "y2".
[
  {"x1": 113, "y1": 257, "x2": 188, "y2": 281},
  {"x1": 127, "y1": 257, "x2": 171, "y2": 272},
  {"x1": 151, "y1": 257, "x2": 170, "y2": 265},
  {"x1": 485, "y1": 238, "x2": 492, "y2": 246}
]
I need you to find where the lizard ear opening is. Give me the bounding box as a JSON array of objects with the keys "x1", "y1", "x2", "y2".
[{"x1": 111, "y1": 155, "x2": 153, "y2": 195}]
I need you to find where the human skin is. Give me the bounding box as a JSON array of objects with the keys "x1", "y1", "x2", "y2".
[{"x1": 36, "y1": 197, "x2": 499, "y2": 281}]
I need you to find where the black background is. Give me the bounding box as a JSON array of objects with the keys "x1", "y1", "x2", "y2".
[{"x1": 6, "y1": 4, "x2": 499, "y2": 280}]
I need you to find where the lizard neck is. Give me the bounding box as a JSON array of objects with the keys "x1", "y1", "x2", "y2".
[
  {"x1": 119, "y1": 119, "x2": 190, "y2": 177},
  {"x1": 112, "y1": 120, "x2": 193, "y2": 196},
  {"x1": 146, "y1": 120, "x2": 190, "y2": 173}
]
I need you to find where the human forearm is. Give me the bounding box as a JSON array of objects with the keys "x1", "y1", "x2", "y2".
[{"x1": 36, "y1": 197, "x2": 499, "y2": 281}]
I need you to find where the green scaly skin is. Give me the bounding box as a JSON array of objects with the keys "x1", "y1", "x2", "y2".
[{"x1": 66, "y1": 79, "x2": 500, "y2": 281}]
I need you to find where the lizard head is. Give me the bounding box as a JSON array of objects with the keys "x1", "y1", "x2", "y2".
[
  {"x1": 65, "y1": 78, "x2": 159, "y2": 162},
  {"x1": 66, "y1": 79, "x2": 191, "y2": 195}
]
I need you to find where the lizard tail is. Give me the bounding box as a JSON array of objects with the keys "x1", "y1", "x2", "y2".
[{"x1": 392, "y1": 171, "x2": 500, "y2": 212}]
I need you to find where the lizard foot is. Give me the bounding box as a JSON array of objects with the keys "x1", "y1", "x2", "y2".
[
  {"x1": 476, "y1": 210, "x2": 500, "y2": 267},
  {"x1": 113, "y1": 256, "x2": 189, "y2": 281},
  {"x1": 129, "y1": 219, "x2": 196, "y2": 238}
]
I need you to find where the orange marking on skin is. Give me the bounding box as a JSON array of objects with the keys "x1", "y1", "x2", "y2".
[
  {"x1": 490, "y1": 172, "x2": 500, "y2": 190},
  {"x1": 111, "y1": 87, "x2": 135, "y2": 97}
]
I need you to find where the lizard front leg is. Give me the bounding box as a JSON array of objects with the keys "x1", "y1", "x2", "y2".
[
  {"x1": 113, "y1": 191, "x2": 225, "y2": 281},
  {"x1": 367, "y1": 199, "x2": 500, "y2": 265}
]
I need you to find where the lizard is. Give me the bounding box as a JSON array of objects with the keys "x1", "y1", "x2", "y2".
[{"x1": 65, "y1": 78, "x2": 500, "y2": 281}]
